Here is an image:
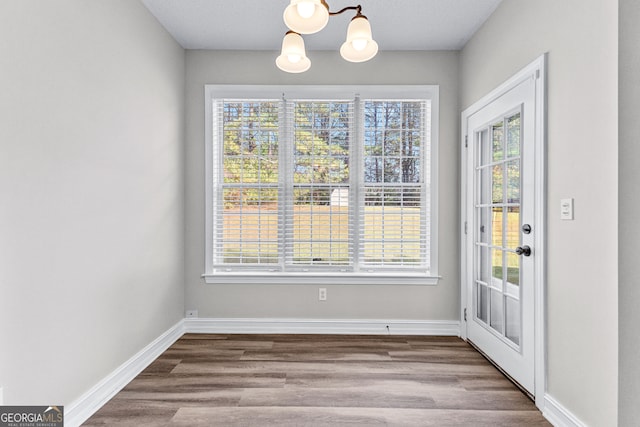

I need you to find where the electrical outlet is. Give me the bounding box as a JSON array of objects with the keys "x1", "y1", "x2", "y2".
[
  {"x1": 560, "y1": 198, "x2": 574, "y2": 220},
  {"x1": 318, "y1": 288, "x2": 327, "y2": 301},
  {"x1": 185, "y1": 310, "x2": 198, "y2": 318}
]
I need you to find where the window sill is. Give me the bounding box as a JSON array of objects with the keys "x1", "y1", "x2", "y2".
[{"x1": 201, "y1": 272, "x2": 440, "y2": 286}]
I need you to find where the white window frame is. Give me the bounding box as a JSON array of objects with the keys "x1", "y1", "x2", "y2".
[{"x1": 203, "y1": 85, "x2": 439, "y2": 285}]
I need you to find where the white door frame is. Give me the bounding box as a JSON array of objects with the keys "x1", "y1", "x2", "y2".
[{"x1": 460, "y1": 54, "x2": 547, "y2": 408}]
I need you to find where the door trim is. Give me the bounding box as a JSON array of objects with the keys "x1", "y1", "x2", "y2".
[{"x1": 460, "y1": 54, "x2": 547, "y2": 408}]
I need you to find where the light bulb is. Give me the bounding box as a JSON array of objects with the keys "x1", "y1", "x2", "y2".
[
  {"x1": 287, "y1": 54, "x2": 301, "y2": 63},
  {"x1": 352, "y1": 38, "x2": 367, "y2": 51},
  {"x1": 283, "y1": 0, "x2": 329, "y2": 34},
  {"x1": 296, "y1": 1, "x2": 315, "y2": 18}
]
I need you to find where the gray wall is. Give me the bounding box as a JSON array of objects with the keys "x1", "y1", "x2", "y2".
[
  {"x1": 0, "y1": 1, "x2": 185, "y2": 405},
  {"x1": 184, "y1": 51, "x2": 460, "y2": 321},
  {"x1": 461, "y1": 1, "x2": 618, "y2": 426},
  {"x1": 619, "y1": 0, "x2": 640, "y2": 424}
]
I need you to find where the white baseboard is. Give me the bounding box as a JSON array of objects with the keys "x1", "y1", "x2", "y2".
[
  {"x1": 64, "y1": 320, "x2": 185, "y2": 427},
  {"x1": 184, "y1": 317, "x2": 460, "y2": 336},
  {"x1": 543, "y1": 394, "x2": 586, "y2": 427}
]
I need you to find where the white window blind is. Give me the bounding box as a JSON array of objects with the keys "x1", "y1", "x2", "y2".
[
  {"x1": 360, "y1": 100, "x2": 430, "y2": 271},
  {"x1": 285, "y1": 100, "x2": 354, "y2": 269},
  {"x1": 205, "y1": 86, "x2": 438, "y2": 283},
  {"x1": 212, "y1": 99, "x2": 284, "y2": 269}
]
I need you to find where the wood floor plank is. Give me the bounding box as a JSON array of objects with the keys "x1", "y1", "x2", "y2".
[
  {"x1": 272, "y1": 339, "x2": 413, "y2": 351},
  {"x1": 238, "y1": 386, "x2": 438, "y2": 409},
  {"x1": 138, "y1": 358, "x2": 182, "y2": 376},
  {"x1": 83, "y1": 334, "x2": 551, "y2": 426},
  {"x1": 170, "y1": 407, "x2": 551, "y2": 427},
  {"x1": 170, "y1": 359, "x2": 502, "y2": 376},
  {"x1": 388, "y1": 348, "x2": 488, "y2": 364},
  {"x1": 123, "y1": 373, "x2": 287, "y2": 390},
  {"x1": 241, "y1": 349, "x2": 393, "y2": 361},
  {"x1": 283, "y1": 373, "x2": 461, "y2": 389},
  {"x1": 83, "y1": 399, "x2": 180, "y2": 426}
]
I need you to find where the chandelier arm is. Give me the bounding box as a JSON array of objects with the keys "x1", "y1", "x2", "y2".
[{"x1": 328, "y1": 5, "x2": 362, "y2": 16}]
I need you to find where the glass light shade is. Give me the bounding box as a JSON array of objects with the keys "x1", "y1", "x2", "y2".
[
  {"x1": 283, "y1": 0, "x2": 329, "y2": 34},
  {"x1": 276, "y1": 32, "x2": 311, "y2": 73},
  {"x1": 340, "y1": 16, "x2": 379, "y2": 63}
]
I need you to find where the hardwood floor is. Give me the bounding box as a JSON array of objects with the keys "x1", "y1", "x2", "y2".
[{"x1": 83, "y1": 334, "x2": 551, "y2": 426}]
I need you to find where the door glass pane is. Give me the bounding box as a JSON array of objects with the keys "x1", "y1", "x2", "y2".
[
  {"x1": 505, "y1": 296, "x2": 520, "y2": 345},
  {"x1": 492, "y1": 207, "x2": 504, "y2": 247},
  {"x1": 478, "y1": 129, "x2": 490, "y2": 167},
  {"x1": 506, "y1": 113, "x2": 521, "y2": 158},
  {"x1": 490, "y1": 289, "x2": 504, "y2": 333},
  {"x1": 477, "y1": 283, "x2": 488, "y2": 323},
  {"x1": 492, "y1": 164, "x2": 504, "y2": 204},
  {"x1": 492, "y1": 121, "x2": 504, "y2": 162},
  {"x1": 479, "y1": 167, "x2": 491, "y2": 205},
  {"x1": 507, "y1": 160, "x2": 520, "y2": 204},
  {"x1": 506, "y1": 252, "x2": 520, "y2": 287},
  {"x1": 505, "y1": 206, "x2": 520, "y2": 250},
  {"x1": 492, "y1": 248, "x2": 503, "y2": 287},
  {"x1": 479, "y1": 208, "x2": 490, "y2": 244},
  {"x1": 479, "y1": 246, "x2": 490, "y2": 284}
]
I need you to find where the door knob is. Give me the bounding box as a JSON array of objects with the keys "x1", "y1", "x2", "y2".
[{"x1": 515, "y1": 245, "x2": 532, "y2": 257}]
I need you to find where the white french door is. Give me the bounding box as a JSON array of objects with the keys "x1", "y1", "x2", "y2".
[{"x1": 462, "y1": 56, "x2": 546, "y2": 401}]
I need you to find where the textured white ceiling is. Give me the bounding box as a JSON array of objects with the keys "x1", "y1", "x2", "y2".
[{"x1": 141, "y1": 0, "x2": 503, "y2": 51}]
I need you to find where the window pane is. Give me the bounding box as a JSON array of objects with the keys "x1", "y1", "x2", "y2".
[
  {"x1": 290, "y1": 101, "x2": 352, "y2": 266},
  {"x1": 492, "y1": 207, "x2": 504, "y2": 248},
  {"x1": 478, "y1": 207, "x2": 490, "y2": 244},
  {"x1": 291, "y1": 189, "x2": 350, "y2": 265},
  {"x1": 506, "y1": 113, "x2": 521, "y2": 158},
  {"x1": 364, "y1": 157, "x2": 383, "y2": 182},
  {"x1": 478, "y1": 246, "x2": 490, "y2": 283},
  {"x1": 505, "y1": 206, "x2": 520, "y2": 250},
  {"x1": 505, "y1": 296, "x2": 521, "y2": 345},
  {"x1": 477, "y1": 283, "x2": 489, "y2": 323},
  {"x1": 492, "y1": 164, "x2": 504, "y2": 204},
  {"x1": 492, "y1": 121, "x2": 504, "y2": 162},
  {"x1": 361, "y1": 100, "x2": 428, "y2": 269},
  {"x1": 364, "y1": 101, "x2": 423, "y2": 184},
  {"x1": 492, "y1": 248, "x2": 503, "y2": 287},
  {"x1": 490, "y1": 289, "x2": 504, "y2": 334},
  {"x1": 477, "y1": 129, "x2": 490, "y2": 167},
  {"x1": 362, "y1": 186, "x2": 424, "y2": 266},
  {"x1": 507, "y1": 160, "x2": 520, "y2": 204},
  {"x1": 221, "y1": 187, "x2": 279, "y2": 264},
  {"x1": 506, "y1": 252, "x2": 520, "y2": 287},
  {"x1": 218, "y1": 100, "x2": 280, "y2": 265},
  {"x1": 210, "y1": 92, "x2": 433, "y2": 276},
  {"x1": 223, "y1": 101, "x2": 280, "y2": 184}
]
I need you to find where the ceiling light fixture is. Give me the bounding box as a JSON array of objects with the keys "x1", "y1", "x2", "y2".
[{"x1": 276, "y1": 0, "x2": 378, "y2": 73}]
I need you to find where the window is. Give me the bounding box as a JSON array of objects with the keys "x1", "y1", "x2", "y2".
[{"x1": 204, "y1": 86, "x2": 439, "y2": 284}]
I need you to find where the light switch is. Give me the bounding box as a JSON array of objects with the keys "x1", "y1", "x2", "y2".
[{"x1": 560, "y1": 198, "x2": 574, "y2": 220}]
